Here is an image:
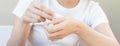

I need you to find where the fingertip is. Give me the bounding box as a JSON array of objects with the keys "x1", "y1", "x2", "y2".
[
  {"x1": 51, "y1": 18, "x2": 61, "y2": 25},
  {"x1": 37, "y1": 19, "x2": 41, "y2": 22},
  {"x1": 51, "y1": 19, "x2": 57, "y2": 25},
  {"x1": 47, "y1": 9, "x2": 54, "y2": 15},
  {"x1": 41, "y1": 18, "x2": 46, "y2": 22},
  {"x1": 44, "y1": 22, "x2": 49, "y2": 28},
  {"x1": 48, "y1": 16, "x2": 54, "y2": 20}
]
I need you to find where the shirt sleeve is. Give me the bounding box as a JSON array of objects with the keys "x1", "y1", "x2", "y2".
[{"x1": 87, "y1": 1, "x2": 109, "y2": 28}]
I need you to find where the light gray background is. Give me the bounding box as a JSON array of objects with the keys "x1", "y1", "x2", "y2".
[{"x1": 0, "y1": 0, "x2": 120, "y2": 43}]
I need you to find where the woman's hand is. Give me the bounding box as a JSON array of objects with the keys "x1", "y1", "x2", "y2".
[
  {"x1": 44, "y1": 16, "x2": 87, "y2": 41},
  {"x1": 7, "y1": 1, "x2": 55, "y2": 46},
  {"x1": 22, "y1": 0, "x2": 54, "y2": 23}
]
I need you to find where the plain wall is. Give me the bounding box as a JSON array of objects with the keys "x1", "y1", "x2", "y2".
[
  {"x1": 95, "y1": 0, "x2": 120, "y2": 42},
  {"x1": 0, "y1": 0, "x2": 17, "y2": 25},
  {"x1": 0, "y1": 0, "x2": 120, "y2": 43}
]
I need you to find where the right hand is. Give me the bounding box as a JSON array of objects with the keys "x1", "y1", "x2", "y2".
[{"x1": 22, "y1": 0, "x2": 54, "y2": 23}]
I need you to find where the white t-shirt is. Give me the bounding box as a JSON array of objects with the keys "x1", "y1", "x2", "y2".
[{"x1": 13, "y1": 0, "x2": 109, "y2": 46}]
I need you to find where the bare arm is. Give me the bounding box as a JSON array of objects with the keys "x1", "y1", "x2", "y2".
[
  {"x1": 7, "y1": 1, "x2": 54, "y2": 46},
  {"x1": 45, "y1": 16, "x2": 120, "y2": 46},
  {"x1": 76, "y1": 23, "x2": 120, "y2": 46},
  {"x1": 7, "y1": 16, "x2": 32, "y2": 46}
]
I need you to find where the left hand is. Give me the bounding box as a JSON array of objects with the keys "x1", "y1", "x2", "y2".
[{"x1": 44, "y1": 16, "x2": 87, "y2": 41}]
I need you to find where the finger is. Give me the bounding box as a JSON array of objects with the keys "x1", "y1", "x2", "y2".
[
  {"x1": 26, "y1": 11, "x2": 39, "y2": 20},
  {"x1": 52, "y1": 17, "x2": 65, "y2": 25},
  {"x1": 48, "y1": 31, "x2": 64, "y2": 41},
  {"x1": 38, "y1": 10, "x2": 53, "y2": 20},
  {"x1": 22, "y1": 14, "x2": 38, "y2": 23},
  {"x1": 26, "y1": 11, "x2": 45, "y2": 22},
  {"x1": 29, "y1": 6, "x2": 53, "y2": 20},
  {"x1": 44, "y1": 22, "x2": 51, "y2": 36},
  {"x1": 26, "y1": 11, "x2": 46, "y2": 22},
  {"x1": 40, "y1": 17, "x2": 46, "y2": 22},
  {"x1": 49, "y1": 22, "x2": 64, "y2": 33},
  {"x1": 28, "y1": 6, "x2": 52, "y2": 20},
  {"x1": 44, "y1": 22, "x2": 56, "y2": 33},
  {"x1": 33, "y1": 1, "x2": 54, "y2": 16},
  {"x1": 38, "y1": 16, "x2": 45, "y2": 22},
  {"x1": 28, "y1": 5, "x2": 42, "y2": 16},
  {"x1": 44, "y1": 22, "x2": 50, "y2": 32}
]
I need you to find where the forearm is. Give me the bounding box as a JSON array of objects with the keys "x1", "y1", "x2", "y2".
[
  {"x1": 7, "y1": 16, "x2": 32, "y2": 46},
  {"x1": 76, "y1": 25, "x2": 120, "y2": 46}
]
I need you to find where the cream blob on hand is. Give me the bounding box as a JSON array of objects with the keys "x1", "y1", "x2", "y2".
[{"x1": 45, "y1": 13, "x2": 63, "y2": 35}]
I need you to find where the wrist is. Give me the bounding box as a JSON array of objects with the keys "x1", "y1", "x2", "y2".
[
  {"x1": 15, "y1": 18, "x2": 32, "y2": 28},
  {"x1": 75, "y1": 21, "x2": 90, "y2": 35},
  {"x1": 20, "y1": 18, "x2": 30, "y2": 24}
]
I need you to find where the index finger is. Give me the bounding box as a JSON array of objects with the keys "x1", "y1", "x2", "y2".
[{"x1": 33, "y1": 1, "x2": 54, "y2": 16}]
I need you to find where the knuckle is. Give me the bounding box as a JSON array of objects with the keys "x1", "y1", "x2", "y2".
[{"x1": 39, "y1": 4, "x2": 45, "y2": 10}]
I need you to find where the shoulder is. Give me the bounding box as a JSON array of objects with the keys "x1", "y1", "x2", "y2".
[
  {"x1": 87, "y1": 1, "x2": 107, "y2": 18},
  {"x1": 83, "y1": 0, "x2": 105, "y2": 18},
  {"x1": 84, "y1": 0, "x2": 106, "y2": 17},
  {"x1": 86, "y1": 0, "x2": 101, "y2": 13},
  {"x1": 83, "y1": 1, "x2": 109, "y2": 28}
]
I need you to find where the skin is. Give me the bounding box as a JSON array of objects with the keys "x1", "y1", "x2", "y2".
[
  {"x1": 7, "y1": 0, "x2": 120, "y2": 46},
  {"x1": 57, "y1": 0, "x2": 80, "y2": 8},
  {"x1": 7, "y1": 1, "x2": 54, "y2": 46},
  {"x1": 45, "y1": 16, "x2": 120, "y2": 46}
]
